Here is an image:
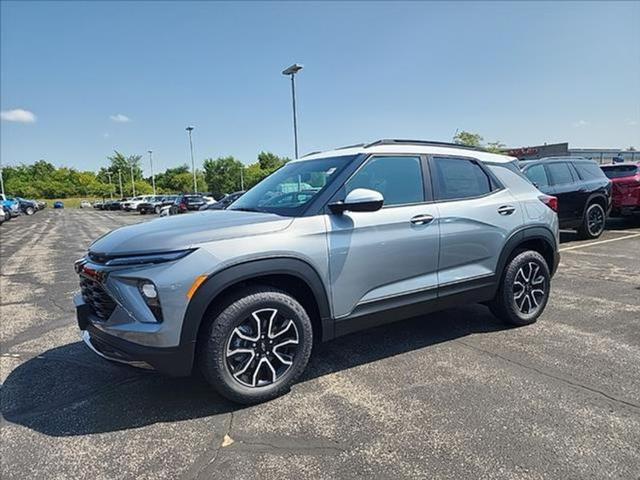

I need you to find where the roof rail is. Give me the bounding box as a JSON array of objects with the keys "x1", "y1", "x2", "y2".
[
  {"x1": 301, "y1": 150, "x2": 322, "y2": 158},
  {"x1": 364, "y1": 139, "x2": 485, "y2": 152},
  {"x1": 335, "y1": 143, "x2": 366, "y2": 150}
]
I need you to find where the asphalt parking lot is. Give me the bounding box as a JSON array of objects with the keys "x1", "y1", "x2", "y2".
[{"x1": 1, "y1": 209, "x2": 639, "y2": 480}]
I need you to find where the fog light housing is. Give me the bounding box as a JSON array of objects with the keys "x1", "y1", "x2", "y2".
[{"x1": 138, "y1": 281, "x2": 163, "y2": 322}]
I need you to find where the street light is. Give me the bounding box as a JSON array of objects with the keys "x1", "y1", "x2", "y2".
[
  {"x1": 186, "y1": 126, "x2": 197, "y2": 193},
  {"x1": 118, "y1": 169, "x2": 123, "y2": 198},
  {"x1": 282, "y1": 63, "x2": 303, "y2": 158},
  {"x1": 106, "y1": 172, "x2": 113, "y2": 200},
  {"x1": 130, "y1": 160, "x2": 136, "y2": 197},
  {"x1": 148, "y1": 150, "x2": 156, "y2": 196}
]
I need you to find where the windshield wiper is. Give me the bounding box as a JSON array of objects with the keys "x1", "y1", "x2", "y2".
[{"x1": 231, "y1": 207, "x2": 263, "y2": 213}]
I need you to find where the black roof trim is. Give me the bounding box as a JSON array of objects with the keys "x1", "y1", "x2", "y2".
[{"x1": 364, "y1": 139, "x2": 486, "y2": 152}]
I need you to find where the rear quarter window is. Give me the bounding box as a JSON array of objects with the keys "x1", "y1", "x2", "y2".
[{"x1": 574, "y1": 162, "x2": 607, "y2": 180}]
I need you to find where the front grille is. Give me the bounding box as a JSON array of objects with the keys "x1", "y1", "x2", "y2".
[{"x1": 80, "y1": 276, "x2": 116, "y2": 320}]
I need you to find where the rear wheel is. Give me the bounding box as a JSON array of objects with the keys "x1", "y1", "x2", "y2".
[
  {"x1": 577, "y1": 202, "x2": 606, "y2": 239},
  {"x1": 489, "y1": 250, "x2": 550, "y2": 326},
  {"x1": 198, "y1": 286, "x2": 313, "y2": 404}
]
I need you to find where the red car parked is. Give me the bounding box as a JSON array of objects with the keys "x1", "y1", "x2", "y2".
[{"x1": 601, "y1": 163, "x2": 640, "y2": 217}]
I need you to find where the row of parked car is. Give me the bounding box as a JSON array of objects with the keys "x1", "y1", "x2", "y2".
[
  {"x1": 0, "y1": 194, "x2": 47, "y2": 225},
  {"x1": 89, "y1": 191, "x2": 246, "y2": 216},
  {"x1": 519, "y1": 158, "x2": 640, "y2": 238}
]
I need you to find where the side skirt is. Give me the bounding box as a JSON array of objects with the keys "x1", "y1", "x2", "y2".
[{"x1": 333, "y1": 275, "x2": 496, "y2": 338}]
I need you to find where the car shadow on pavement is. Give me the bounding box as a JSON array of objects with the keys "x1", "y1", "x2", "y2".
[{"x1": 2, "y1": 304, "x2": 508, "y2": 437}]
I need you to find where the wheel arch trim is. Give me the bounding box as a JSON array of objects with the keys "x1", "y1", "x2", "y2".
[
  {"x1": 179, "y1": 257, "x2": 332, "y2": 372},
  {"x1": 496, "y1": 226, "x2": 559, "y2": 283}
]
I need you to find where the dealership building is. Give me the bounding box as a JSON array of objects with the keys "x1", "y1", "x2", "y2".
[{"x1": 505, "y1": 142, "x2": 638, "y2": 164}]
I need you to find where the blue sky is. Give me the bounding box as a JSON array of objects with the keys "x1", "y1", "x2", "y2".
[{"x1": 1, "y1": 1, "x2": 639, "y2": 175}]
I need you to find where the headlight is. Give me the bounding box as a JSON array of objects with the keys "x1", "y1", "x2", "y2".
[{"x1": 89, "y1": 249, "x2": 195, "y2": 266}]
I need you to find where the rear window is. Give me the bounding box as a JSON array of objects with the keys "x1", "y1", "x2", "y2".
[
  {"x1": 546, "y1": 162, "x2": 575, "y2": 186},
  {"x1": 574, "y1": 162, "x2": 607, "y2": 180},
  {"x1": 601, "y1": 164, "x2": 639, "y2": 179}
]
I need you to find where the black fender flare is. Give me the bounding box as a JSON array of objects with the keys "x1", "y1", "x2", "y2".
[
  {"x1": 581, "y1": 192, "x2": 610, "y2": 218},
  {"x1": 494, "y1": 226, "x2": 559, "y2": 288},
  {"x1": 178, "y1": 257, "x2": 332, "y2": 372}
]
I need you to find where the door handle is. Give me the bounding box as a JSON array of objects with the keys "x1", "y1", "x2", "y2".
[
  {"x1": 410, "y1": 214, "x2": 434, "y2": 225},
  {"x1": 497, "y1": 205, "x2": 516, "y2": 216}
]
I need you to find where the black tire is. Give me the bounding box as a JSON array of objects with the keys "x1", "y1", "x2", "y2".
[
  {"x1": 577, "y1": 202, "x2": 606, "y2": 239},
  {"x1": 489, "y1": 250, "x2": 551, "y2": 327},
  {"x1": 198, "y1": 286, "x2": 313, "y2": 404},
  {"x1": 154, "y1": 205, "x2": 161, "y2": 214},
  {"x1": 25, "y1": 206, "x2": 35, "y2": 215}
]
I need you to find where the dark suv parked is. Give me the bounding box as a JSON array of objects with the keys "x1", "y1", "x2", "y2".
[
  {"x1": 521, "y1": 157, "x2": 611, "y2": 239},
  {"x1": 170, "y1": 194, "x2": 206, "y2": 214}
]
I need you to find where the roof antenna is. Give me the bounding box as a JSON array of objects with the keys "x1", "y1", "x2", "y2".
[{"x1": 453, "y1": 128, "x2": 459, "y2": 142}]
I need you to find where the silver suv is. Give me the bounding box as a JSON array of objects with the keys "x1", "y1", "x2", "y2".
[{"x1": 75, "y1": 140, "x2": 560, "y2": 404}]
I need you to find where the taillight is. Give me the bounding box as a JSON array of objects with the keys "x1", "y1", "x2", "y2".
[
  {"x1": 180, "y1": 202, "x2": 187, "y2": 212},
  {"x1": 539, "y1": 194, "x2": 558, "y2": 212}
]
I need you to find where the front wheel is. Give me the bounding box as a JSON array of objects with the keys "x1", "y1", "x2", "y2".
[
  {"x1": 578, "y1": 202, "x2": 606, "y2": 239},
  {"x1": 489, "y1": 250, "x2": 551, "y2": 326},
  {"x1": 154, "y1": 205, "x2": 161, "y2": 214},
  {"x1": 198, "y1": 286, "x2": 313, "y2": 404},
  {"x1": 25, "y1": 206, "x2": 35, "y2": 215}
]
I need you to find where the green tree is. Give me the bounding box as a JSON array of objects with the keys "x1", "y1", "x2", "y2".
[
  {"x1": 203, "y1": 156, "x2": 244, "y2": 198},
  {"x1": 485, "y1": 141, "x2": 506, "y2": 154},
  {"x1": 453, "y1": 131, "x2": 484, "y2": 147},
  {"x1": 257, "y1": 151, "x2": 289, "y2": 171}
]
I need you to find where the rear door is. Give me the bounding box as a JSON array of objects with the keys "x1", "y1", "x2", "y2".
[
  {"x1": 430, "y1": 156, "x2": 524, "y2": 289},
  {"x1": 545, "y1": 161, "x2": 580, "y2": 223},
  {"x1": 326, "y1": 155, "x2": 440, "y2": 319}
]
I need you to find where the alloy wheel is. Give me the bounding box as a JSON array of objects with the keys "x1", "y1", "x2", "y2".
[
  {"x1": 513, "y1": 261, "x2": 546, "y2": 315},
  {"x1": 225, "y1": 308, "x2": 299, "y2": 388},
  {"x1": 587, "y1": 204, "x2": 605, "y2": 237}
]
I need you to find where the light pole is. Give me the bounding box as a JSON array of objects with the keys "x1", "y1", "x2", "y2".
[
  {"x1": 130, "y1": 160, "x2": 136, "y2": 197},
  {"x1": 186, "y1": 126, "x2": 197, "y2": 193},
  {"x1": 0, "y1": 164, "x2": 5, "y2": 197},
  {"x1": 148, "y1": 150, "x2": 156, "y2": 195},
  {"x1": 282, "y1": 63, "x2": 303, "y2": 158},
  {"x1": 107, "y1": 172, "x2": 113, "y2": 200},
  {"x1": 118, "y1": 169, "x2": 123, "y2": 198},
  {"x1": 239, "y1": 164, "x2": 244, "y2": 191}
]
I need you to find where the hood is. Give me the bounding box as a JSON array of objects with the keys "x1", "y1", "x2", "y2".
[{"x1": 90, "y1": 210, "x2": 293, "y2": 256}]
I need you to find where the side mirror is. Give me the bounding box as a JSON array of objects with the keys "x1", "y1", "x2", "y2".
[{"x1": 329, "y1": 188, "x2": 384, "y2": 214}]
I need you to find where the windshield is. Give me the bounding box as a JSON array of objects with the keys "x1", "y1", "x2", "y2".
[
  {"x1": 601, "y1": 164, "x2": 639, "y2": 179},
  {"x1": 229, "y1": 155, "x2": 355, "y2": 216}
]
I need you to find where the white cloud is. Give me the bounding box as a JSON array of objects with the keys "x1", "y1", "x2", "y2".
[
  {"x1": 110, "y1": 113, "x2": 131, "y2": 123},
  {"x1": 0, "y1": 109, "x2": 37, "y2": 123},
  {"x1": 573, "y1": 119, "x2": 589, "y2": 128},
  {"x1": 103, "y1": 132, "x2": 110, "y2": 138}
]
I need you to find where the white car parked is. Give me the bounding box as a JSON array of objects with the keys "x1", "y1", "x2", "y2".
[{"x1": 121, "y1": 196, "x2": 152, "y2": 212}]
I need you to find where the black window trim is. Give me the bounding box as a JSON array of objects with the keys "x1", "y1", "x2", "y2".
[
  {"x1": 427, "y1": 154, "x2": 505, "y2": 203},
  {"x1": 324, "y1": 153, "x2": 432, "y2": 211}
]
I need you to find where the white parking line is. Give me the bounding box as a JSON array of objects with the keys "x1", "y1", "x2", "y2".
[{"x1": 560, "y1": 233, "x2": 640, "y2": 252}]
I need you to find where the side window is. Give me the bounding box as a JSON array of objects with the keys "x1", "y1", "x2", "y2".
[
  {"x1": 432, "y1": 157, "x2": 492, "y2": 201},
  {"x1": 547, "y1": 162, "x2": 575, "y2": 185},
  {"x1": 345, "y1": 156, "x2": 423, "y2": 206},
  {"x1": 524, "y1": 164, "x2": 549, "y2": 187},
  {"x1": 574, "y1": 162, "x2": 606, "y2": 180}
]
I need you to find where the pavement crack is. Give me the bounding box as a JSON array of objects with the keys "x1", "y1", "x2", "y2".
[
  {"x1": 187, "y1": 411, "x2": 234, "y2": 480},
  {"x1": 455, "y1": 339, "x2": 640, "y2": 411}
]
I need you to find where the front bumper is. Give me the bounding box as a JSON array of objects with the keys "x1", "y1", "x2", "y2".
[{"x1": 75, "y1": 294, "x2": 195, "y2": 377}]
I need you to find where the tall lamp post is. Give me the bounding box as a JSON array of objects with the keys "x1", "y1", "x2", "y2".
[
  {"x1": 118, "y1": 169, "x2": 123, "y2": 198},
  {"x1": 282, "y1": 63, "x2": 303, "y2": 158},
  {"x1": 0, "y1": 164, "x2": 5, "y2": 197},
  {"x1": 107, "y1": 172, "x2": 113, "y2": 200},
  {"x1": 186, "y1": 126, "x2": 197, "y2": 193},
  {"x1": 130, "y1": 160, "x2": 136, "y2": 197},
  {"x1": 148, "y1": 150, "x2": 156, "y2": 195}
]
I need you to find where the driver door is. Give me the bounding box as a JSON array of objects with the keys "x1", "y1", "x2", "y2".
[{"x1": 325, "y1": 155, "x2": 440, "y2": 326}]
